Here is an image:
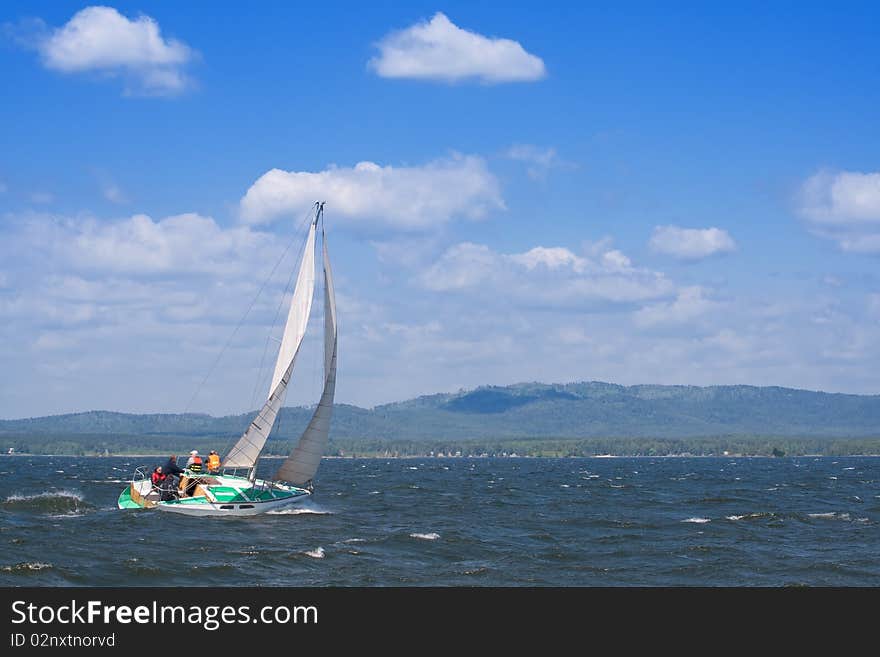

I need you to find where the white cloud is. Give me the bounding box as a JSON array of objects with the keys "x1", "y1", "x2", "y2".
[
  {"x1": 633, "y1": 286, "x2": 718, "y2": 328},
  {"x1": 509, "y1": 246, "x2": 588, "y2": 272},
  {"x1": 0, "y1": 210, "x2": 320, "y2": 415},
  {"x1": 240, "y1": 155, "x2": 504, "y2": 228},
  {"x1": 420, "y1": 241, "x2": 673, "y2": 305},
  {"x1": 798, "y1": 170, "x2": 880, "y2": 253},
  {"x1": 369, "y1": 12, "x2": 546, "y2": 83},
  {"x1": 32, "y1": 6, "x2": 195, "y2": 95},
  {"x1": 799, "y1": 170, "x2": 880, "y2": 224},
  {"x1": 37, "y1": 212, "x2": 274, "y2": 275},
  {"x1": 504, "y1": 144, "x2": 572, "y2": 180},
  {"x1": 649, "y1": 225, "x2": 737, "y2": 261}
]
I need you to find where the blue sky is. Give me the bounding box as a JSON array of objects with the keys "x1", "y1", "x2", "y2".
[{"x1": 1, "y1": 2, "x2": 879, "y2": 418}]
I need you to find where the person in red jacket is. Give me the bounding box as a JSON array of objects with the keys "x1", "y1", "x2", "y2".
[{"x1": 151, "y1": 466, "x2": 166, "y2": 488}]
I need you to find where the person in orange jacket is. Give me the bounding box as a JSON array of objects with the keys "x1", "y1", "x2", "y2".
[{"x1": 206, "y1": 450, "x2": 221, "y2": 474}]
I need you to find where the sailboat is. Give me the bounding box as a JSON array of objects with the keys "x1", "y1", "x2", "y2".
[{"x1": 118, "y1": 202, "x2": 337, "y2": 516}]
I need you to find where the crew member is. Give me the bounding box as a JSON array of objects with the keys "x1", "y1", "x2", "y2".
[
  {"x1": 206, "y1": 450, "x2": 221, "y2": 474},
  {"x1": 151, "y1": 466, "x2": 166, "y2": 488},
  {"x1": 186, "y1": 450, "x2": 203, "y2": 474}
]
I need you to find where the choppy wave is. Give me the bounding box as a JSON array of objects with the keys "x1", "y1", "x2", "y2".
[
  {"x1": 1, "y1": 562, "x2": 53, "y2": 573},
  {"x1": 726, "y1": 512, "x2": 775, "y2": 521},
  {"x1": 2, "y1": 456, "x2": 879, "y2": 586},
  {"x1": 2, "y1": 490, "x2": 91, "y2": 515}
]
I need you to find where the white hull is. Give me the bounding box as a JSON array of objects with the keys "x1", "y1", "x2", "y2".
[
  {"x1": 156, "y1": 491, "x2": 310, "y2": 516},
  {"x1": 118, "y1": 473, "x2": 311, "y2": 516}
]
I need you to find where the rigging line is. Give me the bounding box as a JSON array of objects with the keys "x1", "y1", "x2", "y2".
[{"x1": 182, "y1": 204, "x2": 318, "y2": 417}]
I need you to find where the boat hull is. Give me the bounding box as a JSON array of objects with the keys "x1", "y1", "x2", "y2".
[
  {"x1": 156, "y1": 490, "x2": 309, "y2": 516},
  {"x1": 117, "y1": 473, "x2": 311, "y2": 516}
]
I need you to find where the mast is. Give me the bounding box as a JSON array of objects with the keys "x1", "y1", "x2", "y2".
[
  {"x1": 221, "y1": 203, "x2": 321, "y2": 481},
  {"x1": 275, "y1": 205, "x2": 337, "y2": 487}
]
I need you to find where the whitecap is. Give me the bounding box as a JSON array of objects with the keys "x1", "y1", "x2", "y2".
[
  {"x1": 369, "y1": 491, "x2": 380, "y2": 495},
  {"x1": 304, "y1": 547, "x2": 325, "y2": 559},
  {"x1": 410, "y1": 532, "x2": 440, "y2": 540},
  {"x1": 343, "y1": 538, "x2": 365, "y2": 543},
  {"x1": 1, "y1": 562, "x2": 53, "y2": 572},
  {"x1": 266, "y1": 507, "x2": 332, "y2": 515},
  {"x1": 808, "y1": 512, "x2": 846, "y2": 520},
  {"x1": 560, "y1": 484, "x2": 570, "y2": 488},
  {"x1": 682, "y1": 517, "x2": 711, "y2": 524},
  {"x1": 5, "y1": 490, "x2": 84, "y2": 503}
]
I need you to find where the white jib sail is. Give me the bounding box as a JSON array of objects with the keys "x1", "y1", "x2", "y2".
[
  {"x1": 275, "y1": 234, "x2": 337, "y2": 486},
  {"x1": 222, "y1": 220, "x2": 318, "y2": 472}
]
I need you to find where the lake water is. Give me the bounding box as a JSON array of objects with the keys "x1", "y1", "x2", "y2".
[{"x1": 1, "y1": 455, "x2": 878, "y2": 586}]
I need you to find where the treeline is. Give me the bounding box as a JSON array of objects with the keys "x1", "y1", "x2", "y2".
[
  {"x1": 3, "y1": 432, "x2": 880, "y2": 457},
  {"x1": 5, "y1": 382, "x2": 880, "y2": 441},
  {"x1": 325, "y1": 436, "x2": 880, "y2": 457}
]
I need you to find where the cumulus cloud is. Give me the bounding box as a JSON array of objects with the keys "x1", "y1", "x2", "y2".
[
  {"x1": 0, "y1": 210, "x2": 313, "y2": 415},
  {"x1": 27, "y1": 212, "x2": 275, "y2": 276},
  {"x1": 240, "y1": 155, "x2": 504, "y2": 228},
  {"x1": 798, "y1": 170, "x2": 880, "y2": 253},
  {"x1": 649, "y1": 225, "x2": 737, "y2": 261},
  {"x1": 15, "y1": 6, "x2": 195, "y2": 95},
  {"x1": 369, "y1": 12, "x2": 546, "y2": 83},
  {"x1": 633, "y1": 286, "x2": 718, "y2": 328},
  {"x1": 420, "y1": 241, "x2": 673, "y2": 306}
]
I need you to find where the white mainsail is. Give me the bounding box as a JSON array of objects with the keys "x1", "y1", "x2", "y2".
[
  {"x1": 275, "y1": 233, "x2": 337, "y2": 486},
  {"x1": 221, "y1": 218, "x2": 318, "y2": 473}
]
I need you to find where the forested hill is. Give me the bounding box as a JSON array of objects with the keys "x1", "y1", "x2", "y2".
[{"x1": 2, "y1": 381, "x2": 880, "y2": 441}]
